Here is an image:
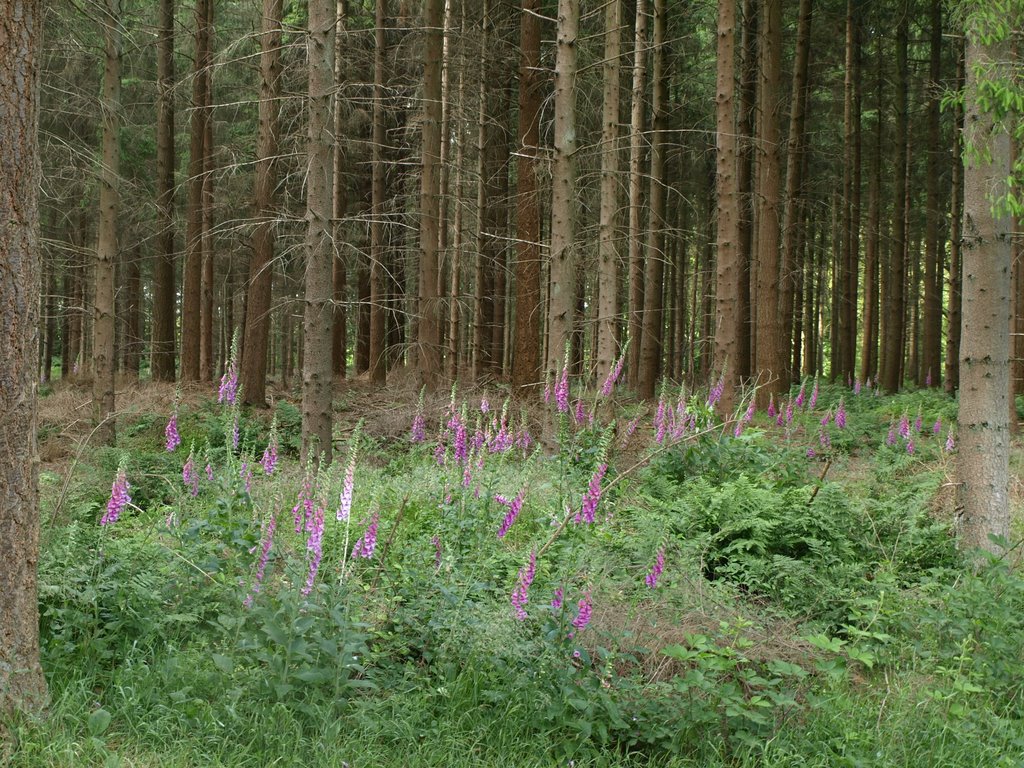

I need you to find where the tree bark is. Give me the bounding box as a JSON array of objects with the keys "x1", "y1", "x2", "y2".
[
  {"x1": 332, "y1": 0, "x2": 348, "y2": 379},
  {"x1": 241, "y1": 0, "x2": 282, "y2": 407},
  {"x1": 753, "y1": 0, "x2": 785, "y2": 406},
  {"x1": 596, "y1": 0, "x2": 622, "y2": 389},
  {"x1": 369, "y1": 0, "x2": 388, "y2": 386},
  {"x1": 957, "y1": 17, "x2": 1013, "y2": 555},
  {"x1": 861, "y1": 36, "x2": 882, "y2": 384},
  {"x1": 302, "y1": 0, "x2": 336, "y2": 464},
  {"x1": 627, "y1": 0, "x2": 648, "y2": 385},
  {"x1": 546, "y1": 0, "x2": 579, "y2": 380},
  {"x1": 417, "y1": 0, "x2": 444, "y2": 389},
  {"x1": 946, "y1": 41, "x2": 965, "y2": 394},
  {"x1": 93, "y1": 0, "x2": 120, "y2": 446},
  {"x1": 0, "y1": 0, "x2": 47, "y2": 718},
  {"x1": 152, "y1": 0, "x2": 177, "y2": 381},
  {"x1": 181, "y1": 0, "x2": 209, "y2": 382},
  {"x1": 637, "y1": 0, "x2": 667, "y2": 399},
  {"x1": 920, "y1": 0, "x2": 943, "y2": 387},
  {"x1": 880, "y1": 17, "x2": 907, "y2": 393},
  {"x1": 511, "y1": 0, "x2": 542, "y2": 394}
]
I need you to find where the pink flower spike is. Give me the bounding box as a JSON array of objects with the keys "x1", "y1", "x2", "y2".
[
  {"x1": 555, "y1": 366, "x2": 570, "y2": 414},
  {"x1": 511, "y1": 550, "x2": 537, "y2": 621},
  {"x1": 579, "y1": 463, "x2": 609, "y2": 524},
  {"x1": 337, "y1": 447, "x2": 357, "y2": 521},
  {"x1": 101, "y1": 464, "x2": 131, "y2": 526},
  {"x1": 571, "y1": 595, "x2": 592, "y2": 634},
  {"x1": 645, "y1": 548, "x2": 665, "y2": 589},
  {"x1": 351, "y1": 510, "x2": 381, "y2": 559},
  {"x1": 165, "y1": 412, "x2": 181, "y2": 452}
]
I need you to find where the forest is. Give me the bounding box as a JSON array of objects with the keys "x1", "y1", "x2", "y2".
[{"x1": 1, "y1": 0, "x2": 1023, "y2": 764}]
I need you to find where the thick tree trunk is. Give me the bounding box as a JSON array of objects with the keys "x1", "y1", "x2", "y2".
[
  {"x1": 511, "y1": 0, "x2": 542, "y2": 394},
  {"x1": 0, "y1": 0, "x2": 47, "y2": 718},
  {"x1": 737, "y1": 0, "x2": 757, "y2": 380},
  {"x1": 152, "y1": 0, "x2": 177, "y2": 381},
  {"x1": 93, "y1": 0, "x2": 120, "y2": 446},
  {"x1": 753, "y1": 0, "x2": 785, "y2": 406},
  {"x1": 417, "y1": 0, "x2": 444, "y2": 389},
  {"x1": 596, "y1": 0, "x2": 622, "y2": 389},
  {"x1": 957, "y1": 22, "x2": 1013, "y2": 555},
  {"x1": 546, "y1": 0, "x2": 579, "y2": 380},
  {"x1": 627, "y1": 0, "x2": 648, "y2": 385},
  {"x1": 241, "y1": 0, "x2": 282, "y2": 407},
  {"x1": 302, "y1": 0, "x2": 336, "y2": 464}
]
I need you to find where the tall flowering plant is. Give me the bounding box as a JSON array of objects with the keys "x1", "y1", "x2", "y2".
[{"x1": 101, "y1": 458, "x2": 132, "y2": 526}]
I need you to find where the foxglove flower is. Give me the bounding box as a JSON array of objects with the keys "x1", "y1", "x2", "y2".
[
  {"x1": 183, "y1": 448, "x2": 200, "y2": 497},
  {"x1": 601, "y1": 352, "x2": 626, "y2": 397},
  {"x1": 574, "y1": 399, "x2": 586, "y2": 427},
  {"x1": 496, "y1": 487, "x2": 527, "y2": 539},
  {"x1": 570, "y1": 595, "x2": 592, "y2": 636},
  {"x1": 261, "y1": 437, "x2": 278, "y2": 475},
  {"x1": 510, "y1": 550, "x2": 537, "y2": 621},
  {"x1": 205, "y1": 461, "x2": 214, "y2": 482},
  {"x1": 244, "y1": 511, "x2": 277, "y2": 607},
  {"x1": 292, "y1": 469, "x2": 316, "y2": 533},
  {"x1": 337, "y1": 446, "x2": 357, "y2": 521},
  {"x1": 945, "y1": 430, "x2": 956, "y2": 452},
  {"x1": 795, "y1": 383, "x2": 806, "y2": 408},
  {"x1": 101, "y1": 462, "x2": 131, "y2": 526},
  {"x1": 555, "y1": 365, "x2": 570, "y2": 414},
  {"x1": 240, "y1": 461, "x2": 252, "y2": 495},
  {"x1": 898, "y1": 413, "x2": 911, "y2": 439},
  {"x1": 645, "y1": 548, "x2": 665, "y2": 589},
  {"x1": 914, "y1": 410, "x2": 923, "y2": 434},
  {"x1": 906, "y1": 439, "x2": 915, "y2": 455},
  {"x1": 854, "y1": 378, "x2": 862, "y2": 395},
  {"x1": 654, "y1": 398, "x2": 668, "y2": 444},
  {"x1": 231, "y1": 412, "x2": 240, "y2": 451},
  {"x1": 933, "y1": 418, "x2": 942, "y2": 436},
  {"x1": 411, "y1": 413, "x2": 426, "y2": 443},
  {"x1": 551, "y1": 587, "x2": 564, "y2": 610},
  {"x1": 218, "y1": 333, "x2": 240, "y2": 405},
  {"x1": 835, "y1": 399, "x2": 847, "y2": 429},
  {"x1": 806, "y1": 447, "x2": 816, "y2": 458},
  {"x1": 352, "y1": 511, "x2": 380, "y2": 559},
  {"x1": 886, "y1": 422, "x2": 898, "y2": 447},
  {"x1": 809, "y1": 380, "x2": 819, "y2": 410},
  {"x1": 165, "y1": 412, "x2": 181, "y2": 452},
  {"x1": 767, "y1": 396, "x2": 776, "y2": 419},
  {"x1": 302, "y1": 501, "x2": 326, "y2": 595},
  {"x1": 578, "y1": 463, "x2": 609, "y2": 524},
  {"x1": 706, "y1": 375, "x2": 724, "y2": 409}
]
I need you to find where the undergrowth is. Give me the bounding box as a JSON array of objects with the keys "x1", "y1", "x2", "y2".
[{"x1": 7, "y1": 375, "x2": 1024, "y2": 768}]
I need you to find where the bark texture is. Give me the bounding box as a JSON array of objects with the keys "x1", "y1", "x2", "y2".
[
  {"x1": 152, "y1": 0, "x2": 177, "y2": 381},
  {"x1": 0, "y1": 0, "x2": 47, "y2": 717}
]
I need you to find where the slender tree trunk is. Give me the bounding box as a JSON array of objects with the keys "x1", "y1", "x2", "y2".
[
  {"x1": 637, "y1": 0, "x2": 667, "y2": 399},
  {"x1": 417, "y1": 0, "x2": 443, "y2": 388},
  {"x1": 781, "y1": 0, "x2": 812, "y2": 384},
  {"x1": 332, "y1": 0, "x2": 348, "y2": 378},
  {"x1": 369, "y1": 0, "x2": 388, "y2": 386},
  {"x1": 843, "y1": 5, "x2": 861, "y2": 381},
  {"x1": 737, "y1": 0, "x2": 757, "y2": 380},
  {"x1": 152, "y1": 0, "x2": 177, "y2": 381},
  {"x1": 861, "y1": 37, "x2": 882, "y2": 384},
  {"x1": 880, "y1": 17, "x2": 907, "y2": 393},
  {"x1": 241, "y1": 0, "x2": 282, "y2": 407},
  {"x1": 181, "y1": 0, "x2": 209, "y2": 382},
  {"x1": 124, "y1": 253, "x2": 140, "y2": 378},
  {"x1": 714, "y1": 0, "x2": 741, "y2": 414},
  {"x1": 0, "y1": 0, "x2": 47, "y2": 717},
  {"x1": 200, "y1": 2, "x2": 215, "y2": 383},
  {"x1": 93, "y1": 0, "x2": 120, "y2": 445},
  {"x1": 754, "y1": 0, "x2": 785, "y2": 406},
  {"x1": 958, "y1": 13, "x2": 1013, "y2": 555},
  {"x1": 946, "y1": 41, "x2": 965, "y2": 394},
  {"x1": 302, "y1": 0, "x2": 336, "y2": 464},
  {"x1": 627, "y1": 0, "x2": 648, "y2": 384},
  {"x1": 546, "y1": 0, "x2": 580, "y2": 380},
  {"x1": 920, "y1": 0, "x2": 943, "y2": 387},
  {"x1": 596, "y1": 0, "x2": 622, "y2": 388},
  {"x1": 511, "y1": 0, "x2": 542, "y2": 394}
]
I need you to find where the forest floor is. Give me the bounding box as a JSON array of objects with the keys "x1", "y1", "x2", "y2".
[{"x1": 6, "y1": 375, "x2": 1024, "y2": 767}]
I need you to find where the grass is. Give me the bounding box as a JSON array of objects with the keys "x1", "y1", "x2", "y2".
[{"x1": 7, "y1": 377, "x2": 1024, "y2": 767}]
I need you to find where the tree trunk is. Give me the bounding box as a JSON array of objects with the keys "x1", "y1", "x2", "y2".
[
  {"x1": 781, "y1": 0, "x2": 812, "y2": 385},
  {"x1": 596, "y1": 0, "x2": 622, "y2": 389},
  {"x1": 546, "y1": 0, "x2": 579, "y2": 380},
  {"x1": 880, "y1": 17, "x2": 907, "y2": 393},
  {"x1": 627, "y1": 0, "x2": 648, "y2": 385},
  {"x1": 200, "y1": 2, "x2": 215, "y2": 383},
  {"x1": 737, "y1": 0, "x2": 757, "y2": 380},
  {"x1": 511, "y1": 0, "x2": 542, "y2": 394},
  {"x1": 369, "y1": 0, "x2": 388, "y2": 386},
  {"x1": 920, "y1": 0, "x2": 943, "y2": 387},
  {"x1": 124, "y1": 253, "x2": 141, "y2": 378},
  {"x1": 417, "y1": 0, "x2": 443, "y2": 389},
  {"x1": 957, "y1": 17, "x2": 1013, "y2": 555},
  {"x1": 302, "y1": 0, "x2": 336, "y2": 464},
  {"x1": 181, "y1": 0, "x2": 209, "y2": 382},
  {"x1": 152, "y1": 0, "x2": 177, "y2": 381},
  {"x1": 861, "y1": 36, "x2": 882, "y2": 384},
  {"x1": 946, "y1": 41, "x2": 965, "y2": 394},
  {"x1": 241, "y1": 0, "x2": 282, "y2": 407},
  {"x1": 753, "y1": 0, "x2": 785, "y2": 406},
  {"x1": 93, "y1": 0, "x2": 120, "y2": 446},
  {"x1": 714, "y1": 0, "x2": 741, "y2": 414},
  {"x1": 332, "y1": 0, "x2": 348, "y2": 379},
  {"x1": 0, "y1": 0, "x2": 47, "y2": 717}
]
